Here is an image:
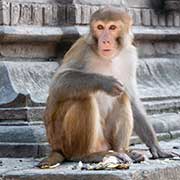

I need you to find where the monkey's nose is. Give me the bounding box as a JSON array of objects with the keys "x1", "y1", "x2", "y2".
[{"x1": 103, "y1": 40, "x2": 110, "y2": 44}]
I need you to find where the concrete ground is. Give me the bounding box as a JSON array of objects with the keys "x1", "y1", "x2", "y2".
[{"x1": 0, "y1": 138, "x2": 180, "y2": 180}]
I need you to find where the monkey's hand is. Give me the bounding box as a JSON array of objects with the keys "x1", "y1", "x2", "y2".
[
  {"x1": 150, "y1": 144, "x2": 174, "y2": 159},
  {"x1": 103, "y1": 76, "x2": 124, "y2": 97}
]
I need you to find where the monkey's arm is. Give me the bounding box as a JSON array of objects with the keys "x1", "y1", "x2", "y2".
[
  {"x1": 50, "y1": 70, "x2": 123, "y2": 101},
  {"x1": 131, "y1": 98, "x2": 172, "y2": 158},
  {"x1": 125, "y1": 47, "x2": 172, "y2": 158}
]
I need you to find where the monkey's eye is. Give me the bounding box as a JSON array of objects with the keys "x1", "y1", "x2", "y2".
[
  {"x1": 97, "y1": 25, "x2": 104, "y2": 30},
  {"x1": 109, "y1": 25, "x2": 117, "y2": 30}
]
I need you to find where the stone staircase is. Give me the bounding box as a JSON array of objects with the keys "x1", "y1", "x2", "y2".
[{"x1": 0, "y1": 0, "x2": 180, "y2": 160}]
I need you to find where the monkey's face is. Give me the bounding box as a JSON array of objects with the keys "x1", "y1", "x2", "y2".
[{"x1": 91, "y1": 20, "x2": 123, "y2": 59}]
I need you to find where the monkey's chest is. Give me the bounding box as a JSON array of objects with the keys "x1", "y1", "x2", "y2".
[{"x1": 95, "y1": 92, "x2": 116, "y2": 119}]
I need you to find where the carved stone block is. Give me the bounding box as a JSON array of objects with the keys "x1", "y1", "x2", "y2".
[
  {"x1": 51, "y1": 5, "x2": 59, "y2": 26},
  {"x1": 11, "y1": 3, "x2": 20, "y2": 25},
  {"x1": 158, "y1": 14, "x2": 166, "y2": 26},
  {"x1": 32, "y1": 4, "x2": 43, "y2": 26},
  {"x1": 74, "y1": 4, "x2": 82, "y2": 24},
  {"x1": 19, "y1": 3, "x2": 32, "y2": 25},
  {"x1": 167, "y1": 13, "x2": 174, "y2": 27},
  {"x1": 142, "y1": 9, "x2": 151, "y2": 26},
  {"x1": 66, "y1": 5, "x2": 76, "y2": 24},
  {"x1": 1, "y1": 1, "x2": 10, "y2": 25},
  {"x1": 174, "y1": 12, "x2": 180, "y2": 26},
  {"x1": 0, "y1": 61, "x2": 59, "y2": 121},
  {"x1": 57, "y1": 4, "x2": 66, "y2": 25},
  {"x1": 165, "y1": 0, "x2": 180, "y2": 11},
  {"x1": 81, "y1": 5, "x2": 91, "y2": 24},
  {"x1": 133, "y1": 9, "x2": 142, "y2": 26},
  {"x1": 0, "y1": 43, "x2": 56, "y2": 58},
  {"x1": 151, "y1": 10, "x2": 158, "y2": 26}
]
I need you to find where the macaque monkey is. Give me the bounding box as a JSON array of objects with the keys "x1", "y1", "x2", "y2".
[{"x1": 38, "y1": 7, "x2": 172, "y2": 168}]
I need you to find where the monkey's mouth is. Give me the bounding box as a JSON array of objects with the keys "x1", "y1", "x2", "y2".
[
  {"x1": 100, "y1": 49, "x2": 114, "y2": 57},
  {"x1": 103, "y1": 49, "x2": 111, "y2": 52}
]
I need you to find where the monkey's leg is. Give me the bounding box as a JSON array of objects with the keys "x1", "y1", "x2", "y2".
[
  {"x1": 108, "y1": 94, "x2": 144, "y2": 163},
  {"x1": 62, "y1": 96, "x2": 131, "y2": 164},
  {"x1": 70, "y1": 151, "x2": 132, "y2": 164}
]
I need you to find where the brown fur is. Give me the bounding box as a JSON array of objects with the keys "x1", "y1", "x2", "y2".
[{"x1": 38, "y1": 7, "x2": 172, "y2": 169}]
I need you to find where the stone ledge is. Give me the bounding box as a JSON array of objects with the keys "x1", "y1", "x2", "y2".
[
  {"x1": 1, "y1": 26, "x2": 180, "y2": 43},
  {"x1": 0, "y1": 61, "x2": 58, "y2": 105},
  {"x1": 0, "y1": 142, "x2": 50, "y2": 158},
  {"x1": 138, "y1": 58, "x2": 180, "y2": 101},
  {"x1": 0, "y1": 138, "x2": 179, "y2": 180}
]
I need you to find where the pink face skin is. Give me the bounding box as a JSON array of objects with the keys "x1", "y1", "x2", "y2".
[{"x1": 92, "y1": 20, "x2": 121, "y2": 59}]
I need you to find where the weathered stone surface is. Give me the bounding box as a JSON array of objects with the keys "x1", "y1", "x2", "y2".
[
  {"x1": 0, "y1": 26, "x2": 63, "y2": 43},
  {"x1": 0, "y1": 142, "x2": 50, "y2": 158},
  {"x1": 57, "y1": 4, "x2": 66, "y2": 25},
  {"x1": 0, "y1": 43, "x2": 57, "y2": 58},
  {"x1": 165, "y1": 0, "x2": 180, "y2": 11},
  {"x1": 2, "y1": 26, "x2": 180, "y2": 45},
  {"x1": 0, "y1": 0, "x2": 179, "y2": 27},
  {"x1": 0, "y1": 61, "x2": 58, "y2": 105},
  {"x1": 0, "y1": 124, "x2": 46, "y2": 143},
  {"x1": 158, "y1": 14, "x2": 166, "y2": 26},
  {"x1": 0, "y1": 138, "x2": 180, "y2": 180},
  {"x1": 19, "y1": 3, "x2": 32, "y2": 25},
  {"x1": 137, "y1": 58, "x2": 180, "y2": 100},
  {"x1": 142, "y1": 9, "x2": 151, "y2": 26},
  {"x1": 1, "y1": 1, "x2": 10, "y2": 25},
  {"x1": 66, "y1": 5, "x2": 76, "y2": 25},
  {"x1": 0, "y1": 61, "x2": 58, "y2": 120},
  {"x1": 174, "y1": 12, "x2": 180, "y2": 26},
  {"x1": 151, "y1": 10, "x2": 159, "y2": 26},
  {"x1": 132, "y1": 9, "x2": 141, "y2": 26},
  {"x1": 81, "y1": 5, "x2": 91, "y2": 24},
  {"x1": 31, "y1": 4, "x2": 43, "y2": 26},
  {"x1": 149, "y1": 113, "x2": 180, "y2": 133},
  {"x1": 138, "y1": 41, "x2": 180, "y2": 58},
  {"x1": 11, "y1": 2, "x2": 20, "y2": 25},
  {"x1": 167, "y1": 13, "x2": 174, "y2": 27}
]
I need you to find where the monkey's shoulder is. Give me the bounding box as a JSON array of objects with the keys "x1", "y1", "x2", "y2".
[
  {"x1": 63, "y1": 36, "x2": 89, "y2": 63},
  {"x1": 120, "y1": 45, "x2": 138, "y2": 63}
]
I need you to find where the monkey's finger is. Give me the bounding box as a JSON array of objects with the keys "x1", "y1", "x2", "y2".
[
  {"x1": 116, "y1": 80, "x2": 124, "y2": 88},
  {"x1": 113, "y1": 83, "x2": 124, "y2": 95},
  {"x1": 115, "y1": 153, "x2": 132, "y2": 164},
  {"x1": 111, "y1": 86, "x2": 123, "y2": 96},
  {"x1": 172, "y1": 151, "x2": 180, "y2": 157}
]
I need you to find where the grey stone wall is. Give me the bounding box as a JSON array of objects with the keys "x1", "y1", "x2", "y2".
[{"x1": 0, "y1": 0, "x2": 180, "y2": 27}]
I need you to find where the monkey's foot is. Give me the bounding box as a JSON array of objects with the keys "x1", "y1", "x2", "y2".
[
  {"x1": 37, "y1": 152, "x2": 64, "y2": 169},
  {"x1": 150, "y1": 145, "x2": 175, "y2": 159},
  {"x1": 112, "y1": 152, "x2": 132, "y2": 164},
  {"x1": 128, "y1": 150, "x2": 145, "y2": 163}
]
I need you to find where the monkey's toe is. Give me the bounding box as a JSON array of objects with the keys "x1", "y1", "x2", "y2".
[
  {"x1": 128, "y1": 150, "x2": 145, "y2": 163},
  {"x1": 37, "y1": 158, "x2": 60, "y2": 169},
  {"x1": 115, "y1": 153, "x2": 132, "y2": 164}
]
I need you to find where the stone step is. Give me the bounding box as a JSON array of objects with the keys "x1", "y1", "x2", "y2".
[
  {"x1": 1, "y1": 26, "x2": 180, "y2": 59},
  {"x1": 1, "y1": 26, "x2": 180, "y2": 42},
  {"x1": 0, "y1": 138, "x2": 179, "y2": 180}
]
